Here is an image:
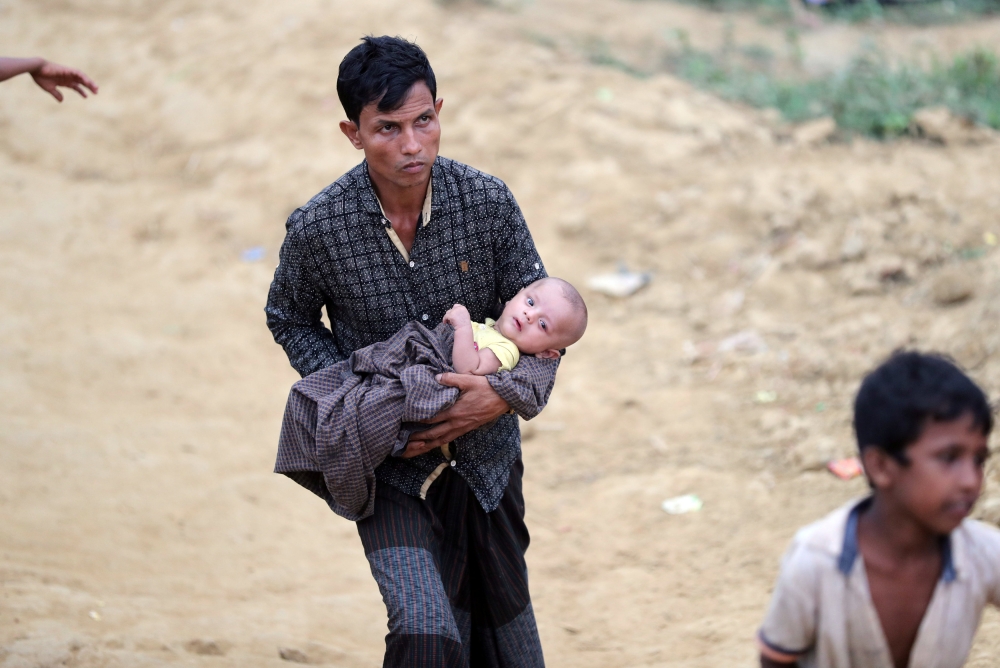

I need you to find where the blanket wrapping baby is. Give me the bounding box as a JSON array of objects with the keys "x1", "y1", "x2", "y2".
[
  {"x1": 275, "y1": 321, "x2": 554, "y2": 520},
  {"x1": 275, "y1": 321, "x2": 460, "y2": 520}
]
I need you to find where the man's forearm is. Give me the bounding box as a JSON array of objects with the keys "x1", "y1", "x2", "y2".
[
  {"x1": 268, "y1": 319, "x2": 344, "y2": 378},
  {"x1": 0, "y1": 57, "x2": 43, "y2": 83}
]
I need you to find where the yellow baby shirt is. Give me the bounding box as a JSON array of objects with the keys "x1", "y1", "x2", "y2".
[{"x1": 471, "y1": 319, "x2": 520, "y2": 371}]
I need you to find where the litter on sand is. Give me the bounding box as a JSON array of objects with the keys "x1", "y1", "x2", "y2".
[
  {"x1": 661, "y1": 494, "x2": 703, "y2": 515},
  {"x1": 827, "y1": 457, "x2": 863, "y2": 480},
  {"x1": 718, "y1": 330, "x2": 767, "y2": 355},
  {"x1": 754, "y1": 390, "x2": 778, "y2": 404},
  {"x1": 241, "y1": 246, "x2": 266, "y2": 262},
  {"x1": 587, "y1": 266, "x2": 651, "y2": 298}
]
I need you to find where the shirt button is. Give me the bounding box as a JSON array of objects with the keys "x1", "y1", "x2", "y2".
[
  {"x1": 535, "y1": 262, "x2": 540, "y2": 269},
  {"x1": 422, "y1": 314, "x2": 429, "y2": 321},
  {"x1": 409, "y1": 261, "x2": 415, "y2": 268},
  {"x1": 450, "y1": 460, "x2": 457, "y2": 467}
]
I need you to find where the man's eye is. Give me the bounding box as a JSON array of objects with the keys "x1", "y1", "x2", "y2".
[
  {"x1": 383, "y1": 124, "x2": 393, "y2": 131},
  {"x1": 419, "y1": 115, "x2": 430, "y2": 122}
]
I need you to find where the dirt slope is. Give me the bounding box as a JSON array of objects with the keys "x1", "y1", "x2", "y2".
[{"x1": 2, "y1": 0, "x2": 1000, "y2": 666}]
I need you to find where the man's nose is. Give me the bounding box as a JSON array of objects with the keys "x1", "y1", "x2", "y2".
[{"x1": 400, "y1": 126, "x2": 421, "y2": 155}]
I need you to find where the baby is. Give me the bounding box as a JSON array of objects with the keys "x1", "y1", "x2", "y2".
[{"x1": 442, "y1": 277, "x2": 588, "y2": 375}]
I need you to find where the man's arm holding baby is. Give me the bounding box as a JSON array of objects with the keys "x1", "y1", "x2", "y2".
[{"x1": 443, "y1": 304, "x2": 502, "y2": 376}]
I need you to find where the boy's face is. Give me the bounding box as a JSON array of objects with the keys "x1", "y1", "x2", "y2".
[
  {"x1": 865, "y1": 411, "x2": 990, "y2": 534},
  {"x1": 495, "y1": 280, "x2": 576, "y2": 357}
]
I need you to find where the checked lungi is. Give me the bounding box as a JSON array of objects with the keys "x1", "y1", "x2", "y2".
[{"x1": 357, "y1": 458, "x2": 544, "y2": 668}]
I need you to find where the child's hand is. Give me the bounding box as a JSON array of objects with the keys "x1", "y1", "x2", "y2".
[
  {"x1": 443, "y1": 304, "x2": 472, "y2": 329},
  {"x1": 30, "y1": 60, "x2": 98, "y2": 102}
]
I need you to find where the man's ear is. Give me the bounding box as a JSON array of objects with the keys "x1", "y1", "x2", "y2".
[
  {"x1": 339, "y1": 120, "x2": 364, "y2": 150},
  {"x1": 435, "y1": 98, "x2": 444, "y2": 115},
  {"x1": 534, "y1": 349, "x2": 561, "y2": 359},
  {"x1": 861, "y1": 446, "x2": 897, "y2": 490}
]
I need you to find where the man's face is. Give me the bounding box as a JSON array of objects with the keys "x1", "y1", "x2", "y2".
[
  {"x1": 867, "y1": 412, "x2": 990, "y2": 534},
  {"x1": 495, "y1": 280, "x2": 576, "y2": 357},
  {"x1": 340, "y1": 82, "x2": 442, "y2": 191}
]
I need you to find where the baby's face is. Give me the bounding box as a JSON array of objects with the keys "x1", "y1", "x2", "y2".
[{"x1": 495, "y1": 280, "x2": 576, "y2": 355}]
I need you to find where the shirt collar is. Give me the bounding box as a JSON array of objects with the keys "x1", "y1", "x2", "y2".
[
  {"x1": 364, "y1": 162, "x2": 434, "y2": 229},
  {"x1": 838, "y1": 496, "x2": 956, "y2": 583}
]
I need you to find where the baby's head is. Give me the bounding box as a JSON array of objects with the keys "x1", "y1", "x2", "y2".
[{"x1": 495, "y1": 277, "x2": 588, "y2": 359}]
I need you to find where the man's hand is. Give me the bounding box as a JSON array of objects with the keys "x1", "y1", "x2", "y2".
[
  {"x1": 403, "y1": 373, "x2": 509, "y2": 458},
  {"x1": 30, "y1": 60, "x2": 99, "y2": 102},
  {"x1": 442, "y1": 303, "x2": 471, "y2": 330}
]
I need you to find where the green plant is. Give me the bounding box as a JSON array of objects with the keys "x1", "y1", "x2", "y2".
[
  {"x1": 634, "y1": 0, "x2": 1000, "y2": 25},
  {"x1": 657, "y1": 45, "x2": 1000, "y2": 137}
]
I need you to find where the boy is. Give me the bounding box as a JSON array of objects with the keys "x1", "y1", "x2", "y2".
[
  {"x1": 443, "y1": 277, "x2": 588, "y2": 375},
  {"x1": 758, "y1": 351, "x2": 1000, "y2": 668}
]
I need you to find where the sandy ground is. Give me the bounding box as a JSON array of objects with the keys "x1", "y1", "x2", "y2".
[{"x1": 4, "y1": 0, "x2": 1000, "y2": 666}]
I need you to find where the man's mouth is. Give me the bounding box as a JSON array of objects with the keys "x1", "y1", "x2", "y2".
[{"x1": 401, "y1": 161, "x2": 424, "y2": 173}]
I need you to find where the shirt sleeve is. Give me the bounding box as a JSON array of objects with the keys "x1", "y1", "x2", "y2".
[
  {"x1": 486, "y1": 185, "x2": 558, "y2": 419},
  {"x1": 758, "y1": 540, "x2": 819, "y2": 662},
  {"x1": 491, "y1": 185, "x2": 547, "y2": 304},
  {"x1": 484, "y1": 339, "x2": 518, "y2": 372},
  {"x1": 972, "y1": 522, "x2": 1000, "y2": 607},
  {"x1": 265, "y1": 208, "x2": 346, "y2": 378}
]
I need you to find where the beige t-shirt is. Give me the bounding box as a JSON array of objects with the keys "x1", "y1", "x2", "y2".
[{"x1": 759, "y1": 497, "x2": 1000, "y2": 668}]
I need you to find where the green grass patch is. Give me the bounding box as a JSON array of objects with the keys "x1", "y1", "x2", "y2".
[
  {"x1": 664, "y1": 47, "x2": 1000, "y2": 136},
  {"x1": 820, "y1": 0, "x2": 1000, "y2": 26},
  {"x1": 636, "y1": 0, "x2": 1000, "y2": 25}
]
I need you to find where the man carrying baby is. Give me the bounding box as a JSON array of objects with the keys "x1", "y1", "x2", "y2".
[{"x1": 265, "y1": 35, "x2": 558, "y2": 667}]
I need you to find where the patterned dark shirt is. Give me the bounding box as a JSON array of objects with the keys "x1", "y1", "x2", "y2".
[{"x1": 265, "y1": 157, "x2": 559, "y2": 511}]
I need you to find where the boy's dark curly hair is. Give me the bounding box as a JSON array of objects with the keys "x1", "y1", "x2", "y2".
[{"x1": 854, "y1": 350, "x2": 993, "y2": 463}]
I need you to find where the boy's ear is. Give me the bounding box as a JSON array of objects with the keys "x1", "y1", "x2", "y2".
[
  {"x1": 534, "y1": 348, "x2": 562, "y2": 359},
  {"x1": 861, "y1": 446, "x2": 897, "y2": 489}
]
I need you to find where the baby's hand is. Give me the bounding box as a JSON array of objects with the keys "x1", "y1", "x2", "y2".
[{"x1": 443, "y1": 304, "x2": 471, "y2": 329}]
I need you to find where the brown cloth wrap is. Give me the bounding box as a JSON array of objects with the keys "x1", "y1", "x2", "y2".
[{"x1": 275, "y1": 321, "x2": 554, "y2": 521}]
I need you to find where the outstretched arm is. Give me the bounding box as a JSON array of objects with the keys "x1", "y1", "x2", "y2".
[{"x1": 0, "y1": 57, "x2": 98, "y2": 101}]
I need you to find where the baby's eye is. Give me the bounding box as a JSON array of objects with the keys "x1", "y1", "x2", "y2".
[
  {"x1": 540, "y1": 320, "x2": 547, "y2": 330},
  {"x1": 527, "y1": 297, "x2": 534, "y2": 306}
]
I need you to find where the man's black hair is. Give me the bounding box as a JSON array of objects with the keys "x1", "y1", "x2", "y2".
[
  {"x1": 854, "y1": 350, "x2": 993, "y2": 463},
  {"x1": 337, "y1": 36, "x2": 437, "y2": 126}
]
